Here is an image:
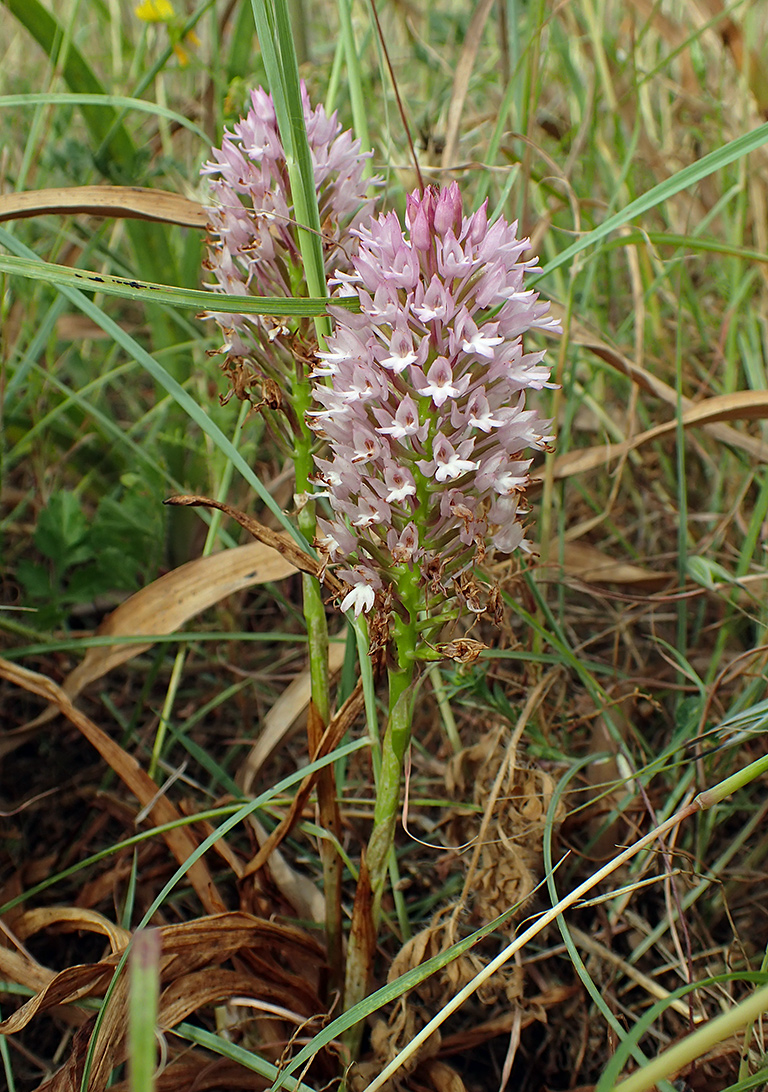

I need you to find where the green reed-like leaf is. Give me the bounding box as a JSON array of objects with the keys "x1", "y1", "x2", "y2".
[
  {"x1": 0, "y1": 250, "x2": 359, "y2": 316},
  {"x1": 0, "y1": 93, "x2": 210, "y2": 144},
  {"x1": 1, "y1": 0, "x2": 135, "y2": 173},
  {"x1": 535, "y1": 120, "x2": 768, "y2": 283}
]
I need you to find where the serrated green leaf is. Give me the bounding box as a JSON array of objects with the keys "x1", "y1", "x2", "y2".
[{"x1": 34, "y1": 493, "x2": 89, "y2": 563}]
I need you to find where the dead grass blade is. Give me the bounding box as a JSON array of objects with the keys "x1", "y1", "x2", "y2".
[
  {"x1": 0, "y1": 912, "x2": 326, "y2": 1092},
  {"x1": 0, "y1": 657, "x2": 226, "y2": 915},
  {"x1": 13, "y1": 541, "x2": 298, "y2": 735},
  {"x1": 541, "y1": 390, "x2": 768, "y2": 482},
  {"x1": 241, "y1": 681, "x2": 365, "y2": 878},
  {"x1": 440, "y1": 0, "x2": 495, "y2": 170},
  {"x1": 0, "y1": 186, "x2": 207, "y2": 228},
  {"x1": 0, "y1": 960, "x2": 116, "y2": 1034}
]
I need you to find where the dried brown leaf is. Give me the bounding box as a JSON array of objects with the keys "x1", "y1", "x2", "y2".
[
  {"x1": 240, "y1": 638, "x2": 349, "y2": 792},
  {"x1": 0, "y1": 186, "x2": 207, "y2": 228},
  {"x1": 0, "y1": 961, "x2": 115, "y2": 1034},
  {"x1": 63, "y1": 542, "x2": 297, "y2": 703},
  {"x1": 242, "y1": 680, "x2": 365, "y2": 877},
  {"x1": 0, "y1": 658, "x2": 225, "y2": 915},
  {"x1": 14, "y1": 907, "x2": 131, "y2": 953},
  {"x1": 539, "y1": 389, "x2": 768, "y2": 483},
  {"x1": 419, "y1": 1058, "x2": 467, "y2": 1092},
  {"x1": 0, "y1": 946, "x2": 56, "y2": 996},
  {"x1": 108, "y1": 1056, "x2": 267, "y2": 1092},
  {"x1": 165, "y1": 494, "x2": 344, "y2": 596},
  {"x1": 539, "y1": 541, "x2": 672, "y2": 588},
  {"x1": 6, "y1": 541, "x2": 298, "y2": 741},
  {"x1": 0, "y1": 910, "x2": 326, "y2": 1092},
  {"x1": 247, "y1": 816, "x2": 326, "y2": 924}
]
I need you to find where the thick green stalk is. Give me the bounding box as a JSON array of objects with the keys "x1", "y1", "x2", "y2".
[
  {"x1": 343, "y1": 565, "x2": 420, "y2": 1046},
  {"x1": 369, "y1": 563, "x2": 420, "y2": 920},
  {"x1": 294, "y1": 411, "x2": 341, "y2": 987}
]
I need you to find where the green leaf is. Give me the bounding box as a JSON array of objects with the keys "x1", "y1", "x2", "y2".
[
  {"x1": 1, "y1": 0, "x2": 136, "y2": 175},
  {"x1": 535, "y1": 120, "x2": 768, "y2": 283},
  {"x1": 686, "y1": 555, "x2": 737, "y2": 589},
  {"x1": 0, "y1": 93, "x2": 210, "y2": 145},
  {"x1": 34, "y1": 492, "x2": 89, "y2": 566},
  {"x1": 0, "y1": 251, "x2": 360, "y2": 316},
  {"x1": 249, "y1": 0, "x2": 331, "y2": 344},
  {"x1": 15, "y1": 560, "x2": 54, "y2": 602}
]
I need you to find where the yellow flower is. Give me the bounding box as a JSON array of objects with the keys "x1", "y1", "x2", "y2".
[
  {"x1": 134, "y1": 0, "x2": 174, "y2": 23},
  {"x1": 173, "y1": 30, "x2": 200, "y2": 67}
]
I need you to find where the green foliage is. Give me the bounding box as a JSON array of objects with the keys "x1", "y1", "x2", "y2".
[
  {"x1": 16, "y1": 483, "x2": 164, "y2": 629},
  {"x1": 3, "y1": 1, "x2": 768, "y2": 1090}
]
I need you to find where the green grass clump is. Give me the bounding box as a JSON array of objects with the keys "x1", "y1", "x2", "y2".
[{"x1": 3, "y1": 2, "x2": 768, "y2": 1091}]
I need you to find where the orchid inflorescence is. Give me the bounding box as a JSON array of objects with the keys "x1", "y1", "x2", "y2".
[
  {"x1": 308, "y1": 182, "x2": 559, "y2": 643},
  {"x1": 202, "y1": 87, "x2": 557, "y2": 653},
  {"x1": 201, "y1": 84, "x2": 376, "y2": 392}
]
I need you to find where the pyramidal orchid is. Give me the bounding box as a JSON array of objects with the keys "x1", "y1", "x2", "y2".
[
  {"x1": 310, "y1": 182, "x2": 559, "y2": 645},
  {"x1": 201, "y1": 83, "x2": 377, "y2": 384},
  {"x1": 314, "y1": 182, "x2": 560, "y2": 1021}
]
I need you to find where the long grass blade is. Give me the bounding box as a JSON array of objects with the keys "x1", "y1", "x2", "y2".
[{"x1": 0, "y1": 250, "x2": 359, "y2": 316}]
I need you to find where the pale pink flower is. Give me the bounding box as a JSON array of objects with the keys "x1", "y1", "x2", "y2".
[{"x1": 310, "y1": 182, "x2": 559, "y2": 629}]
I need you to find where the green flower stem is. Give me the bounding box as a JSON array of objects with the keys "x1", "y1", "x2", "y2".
[
  {"x1": 372, "y1": 564, "x2": 420, "y2": 920},
  {"x1": 294, "y1": 416, "x2": 341, "y2": 987},
  {"x1": 344, "y1": 565, "x2": 421, "y2": 1046}
]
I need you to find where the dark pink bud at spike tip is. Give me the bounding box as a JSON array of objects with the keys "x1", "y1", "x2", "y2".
[
  {"x1": 411, "y1": 200, "x2": 432, "y2": 252},
  {"x1": 434, "y1": 182, "x2": 462, "y2": 237}
]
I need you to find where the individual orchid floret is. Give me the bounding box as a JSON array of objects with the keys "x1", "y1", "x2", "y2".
[
  {"x1": 310, "y1": 182, "x2": 560, "y2": 646},
  {"x1": 201, "y1": 83, "x2": 378, "y2": 380}
]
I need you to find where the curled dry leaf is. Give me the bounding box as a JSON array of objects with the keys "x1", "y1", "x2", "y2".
[
  {"x1": 0, "y1": 657, "x2": 225, "y2": 915},
  {"x1": 447, "y1": 734, "x2": 561, "y2": 925},
  {"x1": 0, "y1": 186, "x2": 208, "y2": 228},
  {"x1": 350, "y1": 1006, "x2": 442, "y2": 1092},
  {"x1": 13, "y1": 906, "x2": 131, "y2": 953},
  {"x1": 534, "y1": 382, "x2": 768, "y2": 486},
  {"x1": 0, "y1": 912, "x2": 327, "y2": 1092},
  {"x1": 246, "y1": 816, "x2": 326, "y2": 924}
]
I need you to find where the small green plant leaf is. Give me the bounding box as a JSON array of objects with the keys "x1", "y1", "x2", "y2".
[
  {"x1": 34, "y1": 492, "x2": 90, "y2": 567},
  {"x1": 686, "y1": 555, "x2": 737, "y2": 589}
]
